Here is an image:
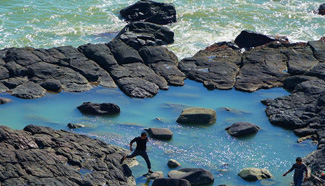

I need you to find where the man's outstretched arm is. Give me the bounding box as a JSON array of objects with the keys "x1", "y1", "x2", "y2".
[
  {"x1": 283, "y1": 166, "x2": 294, "y2": 176},
  {"x1": 129, "y1": 138, "x2": 136, "y2": 151}
]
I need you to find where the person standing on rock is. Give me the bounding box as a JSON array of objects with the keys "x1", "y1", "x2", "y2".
[
  {"x1": 120, "y1": 132, "x2": 153, "y2": 174},
  {"x1": 283, "y1": 157, "x2": 308, "y2": 186}
]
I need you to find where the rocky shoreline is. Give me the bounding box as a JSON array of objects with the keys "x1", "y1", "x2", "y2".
[
  {"x1": 0, "y1": 0, "x2": 324, "y2": 185},
  {"x1": 0, "y1": 125, "x2": 136, "y2": 186}
]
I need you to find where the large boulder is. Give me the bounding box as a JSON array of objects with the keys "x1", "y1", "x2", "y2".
[
  {"x1": 152, "y1": 178, "x2": 191, "y2": 186},
  {"x1": 234, "y1": 30, "x2": 288, "y2": 48},
  {"x1": 308, "y1": 39, "x2": 325, "y2": 63},
  {"x1": 146, "y1": 171, "x2": 164, "y2": 179},
  {"x1": 177, "y1": 107, "x2": 216, "y2": 125},
  {"x1": 120, "y1": 0, "x2": 177, "y2": 25},
  {"x1": 77, "y1": 102, "x2": 120, "y2": 115},
  {"x1": 145, "y1": 128, "x2": 173, "y2": 140},
  {"x1": 225, "y1": 122, "x2": 260, "y2": 137},
  {"x1": 238, "y1": 168, "x2": 272, "y2": 181},
  {"x1": 168, "y1": 168, "x2": 214, "y2": 185},
  {"x1": 318, "y1": 3, "x2": 325, "y2": 15},
  {"x1": 115, "y1": 22, "x2": 174, "y2": 49}
]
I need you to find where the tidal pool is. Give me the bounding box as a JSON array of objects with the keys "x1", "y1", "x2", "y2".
[{"x1": 0, "y1": 80, "x2": 316, "y2": 186}]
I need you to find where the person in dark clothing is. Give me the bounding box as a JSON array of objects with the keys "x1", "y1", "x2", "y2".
[
  {"x1": 283, "y1": 157, "x2": 308, "y2": 186},
  {"x1": 120, "y1": 132, "x2": 153, "y2": 173}
]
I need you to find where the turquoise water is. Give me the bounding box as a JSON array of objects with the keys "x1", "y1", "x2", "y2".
[
  {"x1": 0, "y1": 80, "x2": 316, "y2": 185},
  {"x1": 0, "y1": 0, "x2": 324, "y2": 58}
]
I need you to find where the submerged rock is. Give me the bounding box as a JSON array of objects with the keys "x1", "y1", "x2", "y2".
[
  {"x1": 238, "y1": 168, "x2": 272, "y2": 181},
  {"x1": 145, "y1": 128, "x2": 173, "y2": 140},
  {"x1": 152, "y1": 178, "x2": 191, "y2": 186},
  {"x1": 67, "y1": 123, "x2": 85, "y2": 129},
  {"x1": 77, "y1": 102, "x2": 120, "y2": 115},
  {"x1": 177, "y1": 107, "x2": 216, "y2": 125},
  {"x1": 225, "y1": 122, "x2": 260, "y2": 137},
  {"x1": 234, "y1": 30, "x2": 288, "y2": 48},
  {"x1": 168, "y1": 159, "x2": 181, "y2": 168},
  {"x1": 0, "y1": 97, "x2": 11, "y2": 105},
  {"x1": 168, "y1": 168, "x2": 214, "y2": 185},
  {"x1": 0, "y1": 125, "x2": 135, "y2": 185},
  {"x1": 120, "y1": 0, "x2": 177, "y2": 25}
]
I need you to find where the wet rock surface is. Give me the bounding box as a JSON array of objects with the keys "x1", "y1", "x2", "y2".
[
  {"x1": 238, "y1": 168, "x2": 272, "y2": 181},
  {"x1": 225, "y1": 122, "x2": 260, "y2": 137},
  {"x1": 152, "y1": 178, "x2": 191, "y2": 186},
  {"x1": 177, "y1": 107, "x2": 217, "y2": 125},
  {"x1": 77, "y1": 102, "x2": 120, "y2": 115},
  {"x1": 0, "y1": 125, "x2": 135, "y2": 186},
  {"x1": 145, "y1": 128, "x2": 173, "y2": 140},
  {"x1": 168, "y1": 168, "x2": 214, "y2": 185},
  {"x1": 120, "y1": 0, "x2": 177, "y2": 25}
]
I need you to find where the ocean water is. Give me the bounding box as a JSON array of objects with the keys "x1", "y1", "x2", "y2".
[
  {"x1": 0, "y1": 0, "x2": 322, "y2": 185},
  {"x1": 0, "y1": 80, "x2": 316, "y2": 186},
  {"x1": 0, "y1": 0, "x2": 324, "y2": 58}
]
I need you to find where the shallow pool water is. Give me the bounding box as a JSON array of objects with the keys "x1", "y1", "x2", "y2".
[{"x1": 0, "y1": 80, "x2": 316, "y2": 186}]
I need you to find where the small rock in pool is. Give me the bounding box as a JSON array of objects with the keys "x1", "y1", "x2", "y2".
[
  {"x1": 168, "y1": 159, "x2": 181, "y2": 168},
  {"x1": 225, "y1": 122, "x2": 260, "y2": 137},
  {"x1": 152, "y1": 178, "x2": 191, "y2": 186},
  {"x1": 77, "y1": 102, "x2": 120, "y2": 115},
  {"x1": 177, "y1": 107, "x2": 216, "y2": 125},
  {"x1": 238, "y1": 168, "x2": 272, "y2": 181},
  {"x1": 67, "y1": 123, "x2": 85, "y2": 129},
  {"x1": 0, "y1": 97, "x2": 11, "y2": 105},
  {"x1": 147, "y1": 171, "x2": 164, "y2": 179},
  {"x1": 145, "y1": 128, "x2": 173, "y2": 140}
]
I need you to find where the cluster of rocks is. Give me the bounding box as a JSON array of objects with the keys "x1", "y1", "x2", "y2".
[{"x1": 0, "y1": 125, "x2": 136, "y2": 186}]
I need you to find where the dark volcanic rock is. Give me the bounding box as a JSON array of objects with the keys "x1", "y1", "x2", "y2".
[
  {"x1": 308, "y1": 39, "x2": 325, "y2": 62},
  {"x1": 12, "y1": 82, "x2": 46, "y2": 99},
  {"x1": 78, "y1": 43, "x2": 119, "y2": 71},
  {"x1": 294, "y1": 127, "x2": 317, "y2": 137},
  {"x1": 145, "y1": 128, "x2": 173, "y2": 140},
  {"x1": 139, "y1": 46, "x2": 186, "y2": 86},
  {"x1": 283, "y1": 75, "x2": 318, "y2": 91},
  {"x1": 0, "y1": 82, "x2": 8, "y2": 93},
  {"x1": 318, "y1": 3, "x2": 325, "y2": 15},
  {"x1": 168, "y1": 168, "x2": 214, "y2": 185},
  {"x1": 281, "y1": 46, "x2": 319, "y2": 75},
  {"x1": 108, "y1": 39, "x2": 144, "y2": 65},
  {"x1": 0, "y1": 98, "x2": 11, "y2": 105},
  {"x1": 115, "y1": 22, "x2": 174, "y2": 49},
  {"x1": 225, "y1": 122, "x2": 260, "y2": 137},
  {"x1": 0, "y1": 125, "x2": 135, "y2": 186},
  {"x1": 77, "y1": 102, "x2": 120, "y2": 115},
  {"x1": 117, "y1": 77, "x2": 159, "y2": 98},
  {"x1": 234, "y1": 30, "x2": 288, "y2": 48},
  {"x1": 264, "y1": 79, "x2": 325, "y2": 129},
  {"x1": 179, "y1": 42, "x2": 241, "y2": 90},
  {"x1": 120, "y1": 0, "x2": 176, "y2": 25},
  {"x1": 40, "y1": 79, "x2": 61, "y2": 92},
  {"x1": 235, "y1": 48, "x2": 288, "y2": 92},
  {"x1": 152, "y1": 178, "x2": 191, "y2": 186}
]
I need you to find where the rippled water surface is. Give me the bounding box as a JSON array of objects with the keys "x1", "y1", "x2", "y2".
[
  {"x1": 0, "y1": 0, "x2": 324, "y2": 58},
  {"x1": 0, "y1": 80, "x2": 316, "y2": 185}
]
